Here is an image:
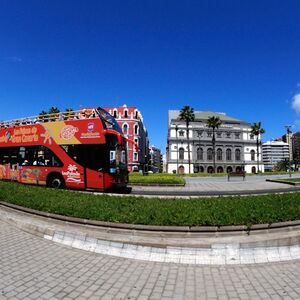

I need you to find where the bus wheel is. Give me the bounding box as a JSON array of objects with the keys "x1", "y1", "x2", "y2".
[{"x1": 47, "y1": 174, "x2": 65, "y2": 189}]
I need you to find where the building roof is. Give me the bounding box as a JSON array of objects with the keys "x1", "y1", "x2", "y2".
[
  {"x1": 262, "y1": 140, "x2": 289, "y2": 146},
  {"x1": 168, "y1": 110, "x2": 248, "y2": 125}
]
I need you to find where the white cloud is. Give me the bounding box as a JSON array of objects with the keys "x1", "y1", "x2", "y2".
[{"x1": 291, "y1": 94, "x2": 300, "y2": 114}]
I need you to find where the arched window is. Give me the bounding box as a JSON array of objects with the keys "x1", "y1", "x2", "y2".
[
  {"x1": 178, "y1": 165, "x2": 185, "y2": 174},
  {"x1": 217, "y1": 166, "x2": 224, "y2": 173},
  {"x1": 251, "y1": 150, "x2": 255, "y2": 161},
  {"x1": 179, "y1": 147, "x2": 184, "y2": 160},
  {"x1": 207, "y1": 148, "x2": 213, "y2": 161},
  {"x1": 134, "y1": 110, "x2": 138, "y2": 119},
  {"x1": 235, "y1": 149, "x2": 241, "y2": 161},
  {"x1": 124, "y1": 110, "x2": 128, "y2": 118},
  {"x1": 217, "y1": 148, "x2": 222, "y2": 161},
  {"x1": 196, "y1": 147, "x2": 203, "y2": 160},
  {"x1": 226, "y1": 149, "x2": 232, "y2": 161},
  {"x1": 227, "y1": 166, "x2": 233, "y2": 173},
  {"x1": 123, "y1": 124, "x2": 128, "y2": 134},
  {"x1": 113, "y1": 109, "x2": 117, "y2": 118},
  {"x1": 134, "y1": 124, "x2": 139, "y2": 135}
]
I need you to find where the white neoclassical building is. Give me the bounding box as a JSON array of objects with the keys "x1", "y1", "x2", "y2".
[{"x1": 166, "y1": 110, "x2": 263, "y2": 174}]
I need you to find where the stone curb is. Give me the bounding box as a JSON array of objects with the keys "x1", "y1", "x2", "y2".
[
  {"x1": 129, "y1": 183, "x2": 185, "y2": 187},
  {"x1": 266, "y1": 179, "x2": 300, "y2": 186},
  {"x1": 1, "y1": 203, "x2": 300, "y2": 265}
]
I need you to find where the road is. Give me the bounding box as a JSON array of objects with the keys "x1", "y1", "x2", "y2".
[{"x1": 1, "y1": 220, "x2": 300, "y2": 299}]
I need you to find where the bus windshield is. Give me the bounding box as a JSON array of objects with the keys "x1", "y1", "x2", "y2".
[{"x1": 96, "y1": 107, "x2": 122, "y2": 134}]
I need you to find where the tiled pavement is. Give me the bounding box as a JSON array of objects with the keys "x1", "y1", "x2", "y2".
[
  {"x1": 130, "y1": 175, "x2": 300, "y2": 195},
  {"x1": 1, "y1": 219, "x2": 300, "y2": 300}
]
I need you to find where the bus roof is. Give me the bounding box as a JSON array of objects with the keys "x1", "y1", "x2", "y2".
[{"x1": 0, "y1": 107, "x2": 124, "y2": 146}]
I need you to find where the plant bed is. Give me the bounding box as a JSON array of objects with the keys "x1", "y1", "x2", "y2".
[
  {"x1": 129, "y1": 173, "x2": 185, "y2": 185},
  {"x1": 1, "y1": 181, "x2": 300, "y2": 227}
]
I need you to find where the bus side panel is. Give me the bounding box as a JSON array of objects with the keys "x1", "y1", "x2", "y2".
[
  {"x1": 19, "y1": 166, "x2": 47, "y2": 185},
  {"x1": 0, "y1": 164, "x2": 18, "y2": 181},
  {"x1": 85, "y1": 168, "x2": 104, "y2": 190},
  {"x1": 61, "y1": 163, "x2": 85, "y2": 189}
]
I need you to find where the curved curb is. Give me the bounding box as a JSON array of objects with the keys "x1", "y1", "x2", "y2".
[
  {"x1": 129, "y1": 183, "x2": 185, "y2": 187},
  {"x1": 1, "y1": 202, "x2": 300, "y2": 265},
  {"x1": 266, "y1": 179, "x2": 300, "y2": 186}
]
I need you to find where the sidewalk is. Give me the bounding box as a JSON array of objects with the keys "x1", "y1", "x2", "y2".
[{"x1": 130, "y1": 174, "x2": 300, "y2": 196}]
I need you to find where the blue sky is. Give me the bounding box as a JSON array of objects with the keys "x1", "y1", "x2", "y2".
[{"x1": 1, "y1": 0, "x2": 300, "y2": 152}]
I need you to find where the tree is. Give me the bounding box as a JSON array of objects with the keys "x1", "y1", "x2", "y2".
[
  {"x1": 273, "y1": 159, "x2": 289, "y2": 172},
  {"x1": 38, "y1": 110, "x2": 48, "y2": 122},
  {"x1": 63, "y1": 108, "x2": 75, "y2": 120},
  {"x1": 48, "y1": 106, "x2": 60, "y2": 114},
  {"x1": 179, "y1": 106, "x2": 195, "y2": 174},
  {"x1": 207, "y1": 116, "x2": 222, "y2": 173},
  {"x1": 251, "y1": 122, "x2": 265, "y2": 173},
  {"x1": 48, "y1": 107, "x2": 60, "y2": 121}
]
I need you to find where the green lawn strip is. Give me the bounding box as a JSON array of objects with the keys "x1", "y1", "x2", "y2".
[
  {"x1": 0, "y1": 181, "x2": 300, "y2": 227},
  {"x1": 280, "y1": 178, "x2": 300, "y2": 183},
  {"x1": 129, "y1": 173, "x2": 184, "y2": 185}
]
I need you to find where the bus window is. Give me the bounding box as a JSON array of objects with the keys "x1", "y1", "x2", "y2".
[
  {"x1": 9, "y1": 147, "x2": 19, "y2": 165},
  {"x1": 61, "y1": 144, "x2": 85, "y2": 165},
  {"x1": 0, "y1": 147, "x2": 10, "y2": 164},
  {"x1": 35, "y1": 146, "x2": 63, "y2": 167},
  {"x1": 85, "y1": 144, "x2": 108, "y2": 171}
]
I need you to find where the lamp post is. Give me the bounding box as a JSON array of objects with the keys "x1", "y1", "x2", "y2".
[{"x1": 285, "y1": 125, "x2": 292, "y2": 178}]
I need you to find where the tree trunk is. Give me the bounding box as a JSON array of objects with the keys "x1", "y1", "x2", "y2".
[
  {"x1": 213, "y1": 129, "x2": 216, "y2": 173},
  {"x1": 256, "y1": 138, "x2": 259, "y2": 173},
  {"x1": 187, "y1": 125, "x2": 191, "y2": 174}
]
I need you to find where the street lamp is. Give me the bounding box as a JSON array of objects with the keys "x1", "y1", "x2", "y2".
[{"x1": 285, "y1": 125, "x2": 292, "y2": 177}]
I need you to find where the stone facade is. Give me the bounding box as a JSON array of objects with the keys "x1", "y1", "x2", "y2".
[
  {"x1": 104, "y1": 105, "x2": 149, "y2": 172},
  {"x1": 166, "y1": 110, "x2": 263, "y2": 174},
  {"x1": 149, "y1": 146, "x2": 163, "y2": 173}
]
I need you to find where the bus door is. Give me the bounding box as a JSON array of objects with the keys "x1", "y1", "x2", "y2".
[{"x1": 84, "y1": 144, "x2": 106, "y2": 190}]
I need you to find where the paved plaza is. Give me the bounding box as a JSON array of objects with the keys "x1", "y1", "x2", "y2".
[
  {"x1": 1, "y1": 175, "x2": 300, "y2": 299},
  {"x1": 1, "y1": 219, "x2": 300, "y2": 300},
  {"x1": 131, "y1": 174, "x2": 300, "y2": 196}
]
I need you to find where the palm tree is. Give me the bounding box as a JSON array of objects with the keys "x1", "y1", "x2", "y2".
[
  {"x1": 38, "y1": 110, "x2": 48, "y2": 122},
  {"x1": 251, "y1": 122, "x2": 265, "y2": 173},
  {"x1": 207, "y1": 116, "x2": 222, "y2": 173},
  {"x1": 63, "y1": 108, "x2": 75, "y2": 120},
  {"x1": 179, "y1": 106, "x2": 195, "y2": 174},
  {"x1": 48, "y1": 106, "x2": 60, "y2": 121}
]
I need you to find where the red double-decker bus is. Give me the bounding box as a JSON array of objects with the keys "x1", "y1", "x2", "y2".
[{"x1": 0, "y1": 107, "x2": 129, "y2": 191}]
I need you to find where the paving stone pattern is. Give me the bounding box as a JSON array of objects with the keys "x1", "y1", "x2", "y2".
[{"x1": 1, "y1": 220, "x2": 300, "y2": 299}]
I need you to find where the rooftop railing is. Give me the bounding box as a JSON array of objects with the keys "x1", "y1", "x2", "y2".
[{"x1": 0, "y1": 108, "x2": 97, "y2": 129}]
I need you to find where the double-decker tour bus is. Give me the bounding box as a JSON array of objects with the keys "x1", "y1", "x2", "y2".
[{"x1": 0, "y1": 107, "x2": 129, "y2": 191}]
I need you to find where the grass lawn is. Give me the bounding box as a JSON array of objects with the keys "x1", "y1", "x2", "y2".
[
  {"x1": 129, "y1": 173, "x2": 185, "y2": 185},
  {"x1": 1, "y1": 181, "x2": 300, "y2": 227},
  {"x1": 279, "y1": 178, "x2": 300, "y2": 183}
]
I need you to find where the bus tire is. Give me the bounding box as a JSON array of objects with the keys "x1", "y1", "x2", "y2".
[{"x1": 47, "y1": 173, "x2": 65, "y2": 189}]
